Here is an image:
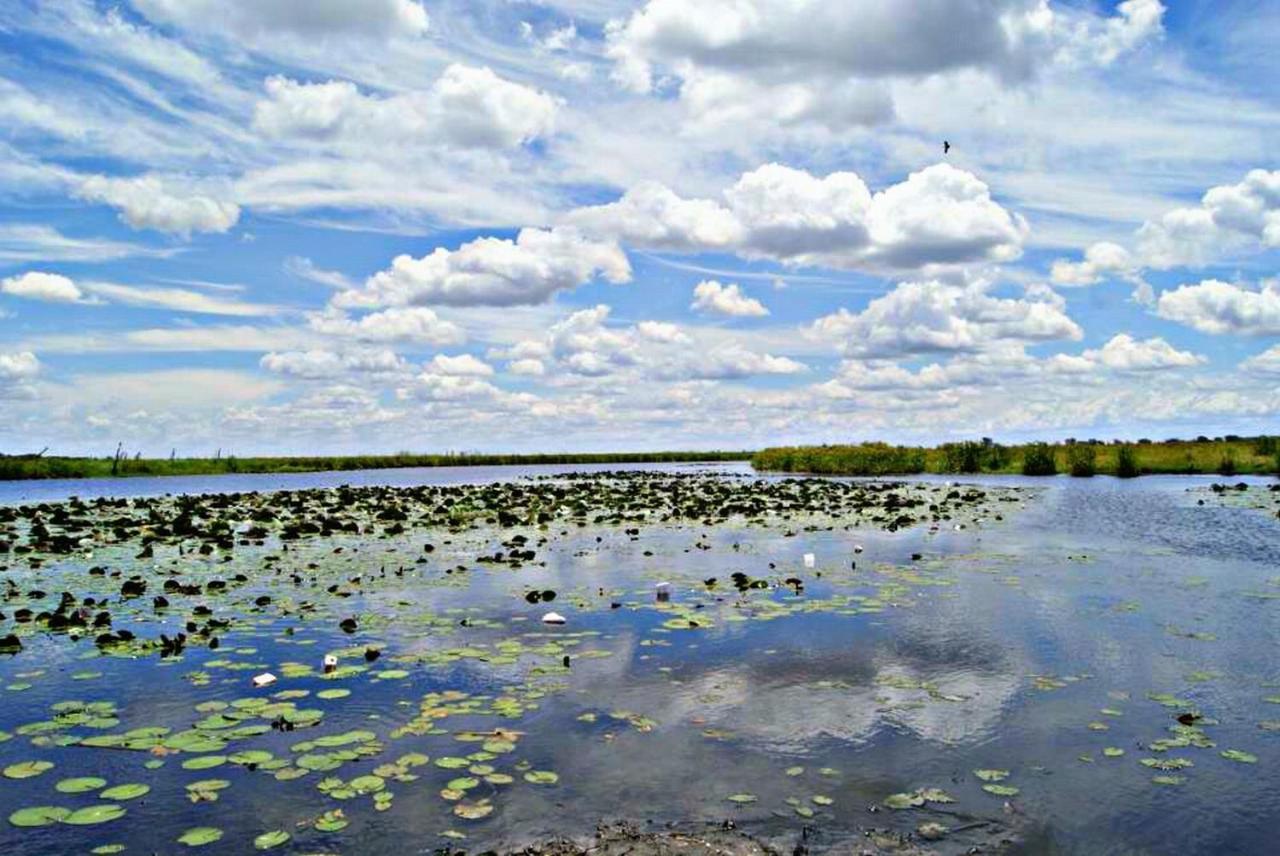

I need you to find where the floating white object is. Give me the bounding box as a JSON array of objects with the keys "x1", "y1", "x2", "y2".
[
  {"x1": 542, "y1": 611, "x2": 566, "y2": 624},
  {"x1": 853, "y1": 544, "x2": 864, "y2": 554},
  {"x1": 803, "y1": 553, "x2": 816, "y2": 568},
  {"x1": 252, "y1": 672, "x2": 277, "y2": 688},
  {"x1": 656, "y1": 581, "x2": 672, "y2": 602},
  {"x1": 322, "y1": 654, "x2": 338, "y2": 674}
]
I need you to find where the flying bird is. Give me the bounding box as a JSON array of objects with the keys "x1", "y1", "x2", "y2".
[{"x1": 943, "y1": 140, "x2": 951, "y2": 154}]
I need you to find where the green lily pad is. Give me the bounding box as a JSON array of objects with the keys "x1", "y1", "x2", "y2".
[
  {"x1": 884, "y1": 792, "x2": 924, "y2": 810},
  {"x1": 63, "y1": 805, "x2": 127, "y2": 825},
  {"x1": 973, "y1": 769, "x2": 1009, "y2": 782},
  {"x1": 100, "y1": 784, "x2": 150, "y2": 801},
  {"x1": 1221, "y1": 749, "x2": 1257, "y2": 763},
  {"x1": 314, "y1": 809, "x2": 348, "y2": 832},
  {"x1": 982, "y1": 784, "x2": 1019, "y2": 797},
  {"x1": 4, "y1": 760, "x2": 53, "y2": 779},
  {"x1": 8, "y1": 806, "x2": 71, "y2": 827},
  {"x1": 524, "y1": 770, "x2": 559, "y2": 785},
  {"x1": 182, "y1": 756, "x2": 227, "y2": 770},
  {"x1": 56, "y1": 776, "x2": 107, "y2": 793},
  {"x1": 350, "y1": 774, "x2": 385, "y2": 793},
  {"x1": 726, "y1": 793, "x2": 757, "y2": 804},
  {"x1": 178, "y1": 827, "x2": 224, "y2": 846},
  {"x1": 254, "y1": 830, "x2": 291, "y2": 850},
  {"x1": 435, "y1": 756, "x2": 470, "y2": 769}
]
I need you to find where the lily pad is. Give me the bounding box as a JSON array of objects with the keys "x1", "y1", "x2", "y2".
[
  {"x1": 182, "y1": 756, "x2": 227, "y2": 770},
  {"x1": 100, "y1": 784, "x2": 150, "y2": 801},
  {"x1": 1221, "y1": 749, "x2": 1257, "y2": 763},
  {"x1": 884, "y1": 792, "x2": 924, "y2": 810},
  {"x1": 64, "y1": 805, "x2": 127, "y2": 826},
  {"x1": 254, "y1": 830, "x2": 291, "y2": 850},
  {"x1": 452, "y1": 801, "x2": 493, "y2": 820},
  {"x1": 178, "y1": 827, "x2": 224, "y2": 846},
  {"x1": 524, "y1": 770, "x2": 559, "y2": 785},
  {"x1": 56, "y1": 776, "x2": 107, "y2": 793},
  {"x1": 982, "y1": 784, "x2": 1020, "y2": 797},
  {"x1": 4, "y1": 760, "x2": 54, "y2": 779},
  {"x1": 8, "y1": 806, "x2": 71, "y2": 827},
  {"x1": 726, "y1": 793, "x2": 757, "y2": 804}
]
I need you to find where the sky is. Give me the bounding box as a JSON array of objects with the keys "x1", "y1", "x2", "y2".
[{"x1": 0, "y1": 0, "x2": 1277, "y2": 457}]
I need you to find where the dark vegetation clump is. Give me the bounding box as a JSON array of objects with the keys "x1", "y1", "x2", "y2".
[
  {"x1": 1066, "y1": 443, "x2": 1097, "y2": 478},
  {"x1": 1115, "y1": 444, "x2": 1140, "y2": 478},
  {"x1": 1020, "y1": 443, "x2": 1058, "y2": 476}
]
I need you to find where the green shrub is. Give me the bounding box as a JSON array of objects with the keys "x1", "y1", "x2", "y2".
[
  {"x1": 1115, "y1": 444, "x2": 1140, "y2": 478},
  {"x1": 1255, "y1": 436, "x2": 1277, "y2": 455},
  {"x1": 1021, "y1": 443, "x2": 1058, "y2": 476},
  {"x1": 1066, "y1": 443, "x2": 1097, "y2": 477},
  {"x1": 983, "y1": 443, "x2": 1011, "y2": 471},
  {"x1": 940, "y1": 441, "x2": 984, "y2": 473},
  {"x1": 1217, "y1": 453, "x2": 1238, "y2": 476}
]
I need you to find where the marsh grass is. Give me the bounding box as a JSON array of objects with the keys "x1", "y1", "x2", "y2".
[
  {"x1": 754, "y1": 437, "x2": 1278, "y2": 478},
  {"x1": 0, "y1": 450, "x2": 753, "y2": 482},
  {"x1": 751, "y1": 443, "x2": 926, "y2": 476}
]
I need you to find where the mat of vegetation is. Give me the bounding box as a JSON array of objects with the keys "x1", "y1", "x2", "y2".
[
  {"x1": 753, "y1": 436, "x2": 1280, "y2": 477},
  {"x1": 0, "y1": 471, "x2": 1027, "y2": 854}
]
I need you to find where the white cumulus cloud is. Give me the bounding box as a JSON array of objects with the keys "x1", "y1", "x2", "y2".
[
  {"x1": 309, "y1": 307, "x2": 466, "y2": 346},
  {"x1": 337, "y1": 227, "x2": 630, "y2": 309},
  {"x1": 1, "y1": 271, "x2": 84, "y2": 303},
  {"x1": 570, "y1": 163, "x2": 1025, "y2": 273},
  {"x1": 1155, "y1": 279, "x2": 1280, "y2": 336},
  {"x1": 254, "y1": 65, "x2": 559, "y2": 151},
  {"x1": 1080, "y1": 333, "x2": 1204, "y2": 371},
  {"x1": 75, "y1": 174, "x2": 240, "y2": 236},
  {"x1": 811, "y1": 280, "x2": 1081, "y2": 359},
  {"x1": 690, "y1": 280, "x2": 768, "y2": 317}
]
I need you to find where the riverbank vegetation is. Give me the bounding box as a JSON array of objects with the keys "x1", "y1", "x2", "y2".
[
  {"x1": 0, "y1": 450, "x2": 752, "y2": 481},
  {"x1": 753, "y1": 436, "x2": 1279, "y2": 478}
]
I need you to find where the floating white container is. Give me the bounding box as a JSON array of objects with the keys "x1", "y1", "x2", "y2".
[
  {"x1": 803, "y1": 553, "x2": 815, "y2": 568},
  {"x1": 252, "y1": 672, "x2": 277, "y2": 688},
  {"x1": 542, "y1": 611, "x2": 567, "y2": 624}
]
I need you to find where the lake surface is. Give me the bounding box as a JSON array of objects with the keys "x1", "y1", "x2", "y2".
[{"x1": 0, "y1": 465, "x2": 1277, "y2": 854}]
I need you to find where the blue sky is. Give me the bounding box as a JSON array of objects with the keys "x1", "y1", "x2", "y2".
[{"x1": 0, "y1": 0, "x2": 1277, "y2": 456}]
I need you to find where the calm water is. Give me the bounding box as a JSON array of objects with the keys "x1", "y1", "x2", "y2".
[{"x1": 0, "y1": 466, "x2": 1277, "y2": 854}]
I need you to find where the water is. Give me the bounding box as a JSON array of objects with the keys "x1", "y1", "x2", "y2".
[{"x1": 0, "y1": 466, "x2": 1277, "y2": 854}]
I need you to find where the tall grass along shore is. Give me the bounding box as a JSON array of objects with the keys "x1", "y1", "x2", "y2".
[
  {"x1": 0, "y1": 450, "x2": 753, "y2": 482},
  {"x1": 753, "y1": 437, "x2": 1280, "y2": 478}
]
